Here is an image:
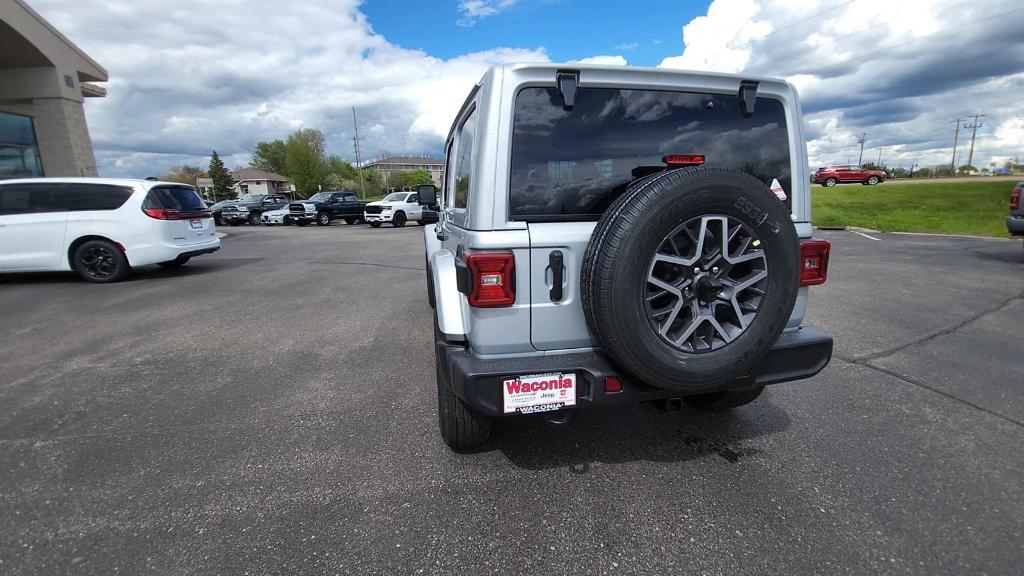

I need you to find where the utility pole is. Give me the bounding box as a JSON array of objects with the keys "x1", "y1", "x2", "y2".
[
  {"x1": 877, "y1": 147, "x2": 883, "y2": 167},
  {"x1": 856, "y1": 133, "x2": 867, "y2": 165},
  {"x1": 909, "y1": 160, "x2": 917, "y2": 178},
  {"x1": 950, "y1": 119, "x2": 963, "y2": 176},
  {"x1": 352, "y1": 107, "x2": 367, "y2": 199},
  {"x1": 964, "y1": 113, "x2": 986, "y2": 174}
]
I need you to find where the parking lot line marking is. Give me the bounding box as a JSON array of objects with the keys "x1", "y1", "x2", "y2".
[{"x1": 852, "y1": 230, "x2": 881, "y2": 241}]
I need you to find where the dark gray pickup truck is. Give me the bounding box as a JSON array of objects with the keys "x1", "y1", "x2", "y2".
[
  {"x1": 288, "y1": 191, "x2": 367, "y2": 226},
  {"x1": 220, "y1": 193, "x2": 289, "y2": 226}
]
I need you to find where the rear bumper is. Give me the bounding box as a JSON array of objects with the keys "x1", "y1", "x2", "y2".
[
  {"x1": 438, "y1": 327, "x2": 833, "y2": 417},
  {"x1": 1007, "y1": 216, "x2": 1024, "y2": 236}
]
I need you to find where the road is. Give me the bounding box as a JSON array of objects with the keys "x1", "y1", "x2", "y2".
[{"x1": 1, "y1": 224, "x2": 1022, "y2": 575}]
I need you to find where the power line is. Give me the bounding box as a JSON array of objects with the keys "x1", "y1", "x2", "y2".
[
  {"x1": 750, "y1": 0, "x2": 961, "y2": 72},
  {"x1": 757, "y1": 0, "x2": 855, "y2": 42},
  {"x1": 804, "y1": 6, "x2": 1024, "y2": 77}
]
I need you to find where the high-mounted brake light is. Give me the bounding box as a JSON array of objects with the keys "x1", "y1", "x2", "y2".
[
  {"x1": 465, "y1": 252, "x2": 515, "y2": 307},
  {"x1": 662, "y1": 154, "x2": 705, "y2": 167},
  {"x1": 1011, "y1": 187, "x2": 1021, "y2": 211},
  {"x1": 800, "y1": 239, "x2": 830, "y2": 286}
]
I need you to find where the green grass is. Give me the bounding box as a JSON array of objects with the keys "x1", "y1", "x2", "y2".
[{"x1": 812, "y1": 180, "x2": 1015, "y2": 237}]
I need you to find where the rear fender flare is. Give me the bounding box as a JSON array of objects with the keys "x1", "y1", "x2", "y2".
[{"x1": 430, "y1": 249, "x2": 466, "y2": 342}]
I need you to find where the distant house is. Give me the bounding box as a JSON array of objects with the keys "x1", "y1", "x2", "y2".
[
  {"x1": 230, "y1": 169, "x2": 291, "y2": 196},
  {"x1": 363, "y1": 156, "x2": 444, "y2": 188}
]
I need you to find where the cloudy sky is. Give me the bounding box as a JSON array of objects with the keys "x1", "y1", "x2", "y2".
[{"x1": 29, "y1": 0, "x2": 1024, "y2": 177}]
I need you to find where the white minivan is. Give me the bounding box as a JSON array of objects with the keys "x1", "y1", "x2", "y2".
[{"x1": 0, "y1": 178, "x2": 220, "y2": 282}]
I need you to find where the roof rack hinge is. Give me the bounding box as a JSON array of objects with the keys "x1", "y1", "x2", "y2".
[{"x1": 556, "y1": 70, "x2": 579, "y2": 111}]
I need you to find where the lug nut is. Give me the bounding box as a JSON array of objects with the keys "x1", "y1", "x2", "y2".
[{"x1": 712, "y1": 266, "x2": 719, "y2": 274}]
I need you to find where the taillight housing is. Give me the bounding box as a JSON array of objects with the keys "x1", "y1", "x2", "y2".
[
  {"x1": 143, "y1": 208, "x2": 210, "y2": 220},
  {"x1": 464, "y1": 252, "x2": 515, "y2": 307},
  {"x1": 1011, "y1": 187, "x2": 1021, "y2": 211},
  {"x1": 800, "y1": 239, "x2": 830, "y2": 286}
]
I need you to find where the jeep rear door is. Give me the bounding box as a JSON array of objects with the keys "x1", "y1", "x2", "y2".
[{"x1": 510, "y1": 86, "x2": 794, "y2": 351}]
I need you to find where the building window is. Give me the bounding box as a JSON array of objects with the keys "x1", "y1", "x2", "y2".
[{"x1": 0, "y1": 112, "x2": 43, "y2": 180}]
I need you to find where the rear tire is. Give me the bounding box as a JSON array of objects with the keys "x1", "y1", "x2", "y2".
[
  {"x1": 392, "y1": 212, "x2": 407, "y2": 228},
  {"x1": 72, "y1": 239, "x2": 129, "y2": 283},
  {"x1": 684, "y1": 386, "x2": 764, "y2": 410},
  {"x1": 580, "y1": 168, "x2": 799, "y2": 393},
  {"x1": 435, "y1": 321, "x2": 491, "y2": 450},
  {"x1": 345, "y1": 218, "x2": 356, "y2": 225},
  {"x1": 417, "y1": 219, "x2": 427, "y2": 226}
]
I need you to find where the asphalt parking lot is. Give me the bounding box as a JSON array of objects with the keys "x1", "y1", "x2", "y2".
[{"x1": 1, "y1": 224, "x2": 1022, "y2": 575}]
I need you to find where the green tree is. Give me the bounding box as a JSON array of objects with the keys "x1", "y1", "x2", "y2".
[
  {"x1": 912, "y1": 166, "x2": 933, "y2": 178},
  {"x1": 326, "y1": 155, "x2": 359, "y2": 180},
  {"x1": 390, "y1": 169, "x2": 433, "y2": 189},
  {"x1": 285, "y1": 128, "x2": 328, "y2": 197},
  {"x1": 159, "y1": 165, "x2": 207, "y2": 186},
  {"x1": 208, "y1": 151, "x2": 234, "y2": 201},
  {"x1": 957, "y1": 164, "x2": 977, "y2": 174},
  {"x1": 250, "y1": 140, "x2": 288, "y2": 175}
]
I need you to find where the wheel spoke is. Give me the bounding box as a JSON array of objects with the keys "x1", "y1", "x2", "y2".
[{"x1": 646, "y1": 213, "x2": 770, "y2": 354}]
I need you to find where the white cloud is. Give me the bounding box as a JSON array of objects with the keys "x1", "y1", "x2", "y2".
[
  {"x1": 573, "y1": 55, "x2": 628, "y2": 66},
  {"x1": 30, "y1": 0, "x2": 547, "y2": 177},
  {"x1": 457, "y1": 0, "x2": 518, "y2": 27},
  {"x1": 658, "y1": 0, "x2": 1024, "y2": 169}
]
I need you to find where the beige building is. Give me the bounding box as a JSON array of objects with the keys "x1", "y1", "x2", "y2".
[
  {"x1": 0, "y1": 0, "x2": 108, "y2": 179},
  {"x1": 363, "y1": 155, "x2": 445, "y2": 189},
  {"x1": 195, "y1": 169, "x2": 291, "y2": 199}
]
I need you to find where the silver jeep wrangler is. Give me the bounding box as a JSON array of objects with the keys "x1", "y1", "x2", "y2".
[{"x1": 420, "y1": 64, "x2": 833, "y2": 450}]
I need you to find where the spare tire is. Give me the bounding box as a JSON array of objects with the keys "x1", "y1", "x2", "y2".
[{"x1": 581, "y1": 167, "x2": 799, "y2": 393}]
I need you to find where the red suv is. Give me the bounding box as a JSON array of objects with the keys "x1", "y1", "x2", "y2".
[{"x1": 813, "y1": 165, "x2": 886, "y2": 187}]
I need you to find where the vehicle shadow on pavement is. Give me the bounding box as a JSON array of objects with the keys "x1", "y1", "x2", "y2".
[
  {"x1": 491, "y1": 393, "x2": 791, "y2": 471},
  {"x1": 0, "y1": 258, "x2": 261, "y2": 284}
]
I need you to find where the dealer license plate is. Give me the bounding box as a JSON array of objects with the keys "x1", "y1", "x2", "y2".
[
  {"x1": 502, "y1": 372, "x2": 576, "y2": 414},
  {"x1": 189, "y1": 219, "x2": 203, "y2": 229}
]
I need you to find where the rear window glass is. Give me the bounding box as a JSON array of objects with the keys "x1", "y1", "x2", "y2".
[
  {"x1": 61, "y1": 184, "x2": 133, "y2": 211},
  {"x1": 143, "y1": 186, "x2": 206, "y2": 211},
  {"x1": 509, "y1": 88, "x2": 791, "y2": 220}
]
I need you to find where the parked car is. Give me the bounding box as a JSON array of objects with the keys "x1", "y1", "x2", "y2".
[
  {"x1": 260, "y1": 205, "x2": 293, "y2": 226},
  {"x1": 288, "y1": 191, "x2": 366, "y2": 226},
  {"x1": 220, "y1": 193, "x2": 289, "y2": 225},
  {"x1": 1008, "y1": 181, "x2": 1023, "y2": 236},
  {"x1": 421, "y1": 64, "x2": 833, "y2": 449},
  {"x1": 813, "y1": 164, "x2": 886, "y2": 187},
  {"x1": 364, "y1": 191, "x2": 425, "y2": 228},
  {"x1": 209, "y1": 199, "x2": 238, "y2": 225},
  {"x1": 0, "y1": 178, "x2": 219, "y2": 282}
]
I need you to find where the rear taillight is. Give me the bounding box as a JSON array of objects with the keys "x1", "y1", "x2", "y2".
[
  {"x1": 800, "y1": 239, "x2": 830, "y2": 286},
  {"x1": 143, "y1": 208, "x2": 211, "y2": 220},
  {"x1": 1011, "y1": 187, "x2": 1021, "y2": 211},
  {"x1": 464, "y1": 252, "x2": 515, "y2": 307}
]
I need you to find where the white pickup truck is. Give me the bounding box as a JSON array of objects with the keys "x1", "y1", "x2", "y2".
[{"x1": 363, "y1": 191, "x2": 425, "y2": 228}]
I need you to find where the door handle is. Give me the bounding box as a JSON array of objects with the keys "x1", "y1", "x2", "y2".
[{"x1": 549, "y1": 250, "x2": 564, "y2": 302}]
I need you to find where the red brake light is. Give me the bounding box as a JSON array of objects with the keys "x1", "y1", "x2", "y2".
[
  {"x1": 465, "y1": 252, "x2": 515, "y2": 307},
  {"x1": 1011, "y1": 187, "x2": 1021, "y2": 211},
  {"x1": 143, "y1": 208, "x2": 211, "y2": 220},
  {"x1": 800, "y1": 239, "x2": 830, "y2": 286},
  {"x1": 143, "y1": 208, "x2": 181, "y2": 220},
  {"x1": 662, "y1": 154, "x2": 705, "y2": 167},
  {"x1": 604, "y1": 376, "x2": 623, "y2": 394}
]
